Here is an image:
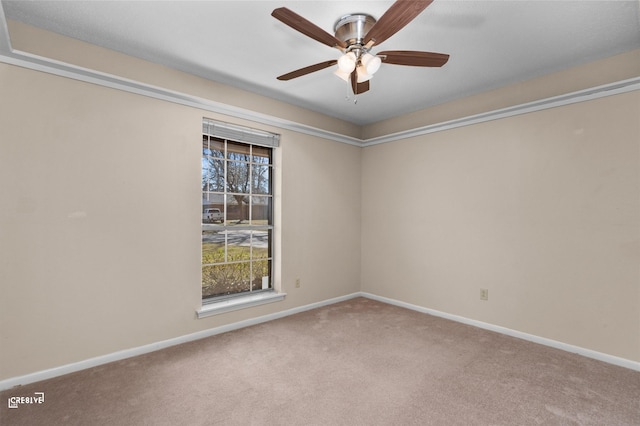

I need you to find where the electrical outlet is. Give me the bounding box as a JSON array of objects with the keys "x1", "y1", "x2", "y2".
[
  {"x1": 480, "y1": 288, "x2": 489, "y2": 301},
  {"x1": 295, "y1": 278, "x2": 301, "y2": 288}
]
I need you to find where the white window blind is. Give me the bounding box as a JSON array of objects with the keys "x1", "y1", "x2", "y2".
[{"x1": 202, "y1": 119, "x2": 280, "y2": 148}]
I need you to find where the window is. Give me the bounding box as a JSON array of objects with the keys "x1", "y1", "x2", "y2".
[{"x1": 201, "y1": 119, "x2": 278, "y2": 303}]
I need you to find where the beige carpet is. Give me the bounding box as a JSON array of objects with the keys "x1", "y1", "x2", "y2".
[{"x1": 1, "y1": 297, "x2": 639, "y2": 425}]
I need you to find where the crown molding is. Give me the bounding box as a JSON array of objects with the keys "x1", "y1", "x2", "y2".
[
  {"x1": 1, "y1": 8, "x2": 638, "y2": 147},
  {"x1": 362, "y1": 77, "x2": 640, "y2": 147}
]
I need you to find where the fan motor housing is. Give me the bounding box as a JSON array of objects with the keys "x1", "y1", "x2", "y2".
[{"x1": 334, "y1": 14, "x2": 376, "y2": 46}]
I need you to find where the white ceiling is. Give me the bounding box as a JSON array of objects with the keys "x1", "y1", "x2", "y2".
[{"x1": 2, "y1": 1, "x2": 639, "y2": 126}]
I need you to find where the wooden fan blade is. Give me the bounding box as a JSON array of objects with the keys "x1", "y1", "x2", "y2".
[
  {"x1": 350, "y1": 70, "x2": 357, "y2": 93},
  {"x1": 350, "y1": 71, "x2": 371, "y2": 95},
  {"x1": 277, "y1": 60, "x2": 337, "y2": 81},
  {"x1": 357, "y1": 80, "x2": 371, "y2": 94},
  {"x1": 364, "y1": 0, "x2": 434, "y2": 47},
  {"x1": 379, "y1": 50, "x2": 450, "y2": 67},
  {"x1": 272, "y1": 7, "x2": 346, "y2": 50}
]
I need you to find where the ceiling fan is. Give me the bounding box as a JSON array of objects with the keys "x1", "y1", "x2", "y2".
[{"x1": 271, "y1": 0, "x2": 449, "y2": 96}]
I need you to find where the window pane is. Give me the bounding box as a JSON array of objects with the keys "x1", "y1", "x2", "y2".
[
  {"x1": 227, "y1": 231, "x2": 252, "y2": 261},
  {"x1": 252, "y1": 146, "x2": 272, "y2": 164},
  {"x1": 253, "y1": 230, "x2": 270, "y2": 259},
  {"x1": 203, "y1": 137, "x2": 224, "y2": 159},
  {"x1": 202, "y1": 192, "x2": 225, "y2": 205},
  {"x1": 202, "y1": 263, "x2": 251, "y2": 298},
  {"x1": 202, "y1": 230, "x2": 225, "y2": 264},
  {"x1": 251, "y1": 196, "x2": 272, "y2": 225},
  {"x1": 202, "y1": 194, "x2": 225, "y2": 223},
  {"x1": 252, "y1": 260, "x2": 271, "y2": 290},
  {"x1": 252, "y1": 164, "x2": 271, "y2": 195},
  {"x1": 227, "y1": 141, "x2": 251, "y2": 161},
  {"x1": 226, "y1": 194, "x2": 249, "y2": 225},
  {"x1": 202, "y1": 158, "x2": 224, "y2": 192},
  {"x1": 226, "y1": 161, "x2": 250, "y2": 194}
]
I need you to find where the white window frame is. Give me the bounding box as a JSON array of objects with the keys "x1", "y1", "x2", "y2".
[{"x1": 197, "y1": 119, "x2": 284, "y2": 318}]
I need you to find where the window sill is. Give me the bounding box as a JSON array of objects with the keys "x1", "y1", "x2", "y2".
[{"x1": 196, "y1": 292, "x2": 286, "y2": 319}]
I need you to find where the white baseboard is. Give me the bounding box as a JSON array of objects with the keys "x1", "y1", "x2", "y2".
[
  {"x1": 2, "y1": 291, "x2": 637, "y2": 391},
  {"x1": 0, "y1": 292, "x2": 362, "y2": 391},
  {"x1": 360, "y1": 292, "x2": 640, "y2": 372}
]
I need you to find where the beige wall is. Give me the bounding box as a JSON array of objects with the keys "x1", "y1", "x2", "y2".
[
  {"x1": 361, "y1": 91, "x2": 640, "y2": 361},
  {"x1": 0, "y1": 60, "x2": 361, "y2": 380}
]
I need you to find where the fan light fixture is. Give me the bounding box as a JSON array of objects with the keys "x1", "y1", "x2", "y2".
[
  {"x1": 337, "y1": 52, "x2": 357, "y2": 72},
  {"x1": 335, "y1": 50, "x2": 382, "y2": 83},
  {"x1": 356, "y1": 65, "x2": 372, "y2": 83},
  {"x1": 361, "y1": 53, "x2": 381, "y2": 75},
  {"x1": 334, "y1": 68, "x2": 351, "y2": 82}
]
